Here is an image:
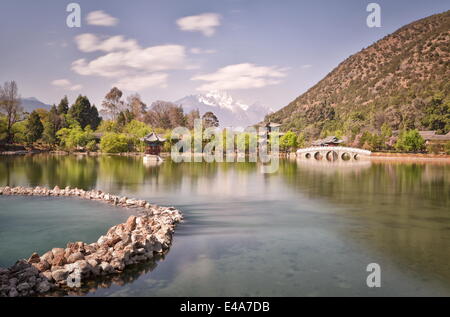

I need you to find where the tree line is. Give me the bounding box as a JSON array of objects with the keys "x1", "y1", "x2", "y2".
[{"x1": 0, "y1": 82, "x2": 220, "y2": 153}]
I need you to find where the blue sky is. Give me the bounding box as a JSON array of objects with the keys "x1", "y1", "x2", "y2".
[{"x1": 0, "y1": 0, "x2": 448, "y2": 110}]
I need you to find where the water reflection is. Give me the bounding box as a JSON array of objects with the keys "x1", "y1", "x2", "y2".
[
  {"x1": 282, "y1": 159, "x2": 450, "y2": 285},
  {"x1": 1, "y1": 154, "x2": 450, "y2": 296}
]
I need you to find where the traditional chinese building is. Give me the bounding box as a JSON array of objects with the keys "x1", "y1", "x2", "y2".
[
  {"x1": 258, "y1": 122, "x2": 284, "y2": 138},
  {"x1": 311, "y1": 136, "x2": 343, "y2": 147},
  {"x1": 141, "y1": 132, "x2": 166, "y2": 156}
]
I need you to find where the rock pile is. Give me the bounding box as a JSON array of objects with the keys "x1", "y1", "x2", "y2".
[{"x1": 0, "y1": 186, "x2": 183, "y2": 297}]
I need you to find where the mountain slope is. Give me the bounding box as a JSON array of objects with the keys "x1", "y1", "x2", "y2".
[
  {"x1": 176, "y1": 91, "x2": 272, "y2": 128},
  {"x1": 20, "y1": 97, "x2": 51, "y2": 113},
  {"x1": 266, "y1": 10, "x2": 450, "y2": 138}
]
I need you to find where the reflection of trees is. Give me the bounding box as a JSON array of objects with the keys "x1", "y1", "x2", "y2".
[
  {"x1": 0, "y1": 155, "x2": 259, "y2": 194},
  {"x1": 282, "y1": 161, "x2": 449, "y2": 208},
  {"x1": 97, "y1": 156, "x2": 146, "y2": 191},
  {"x1": 281, "y1": 161, "x2": 450, "y2": 286},
  {"x1": 0, "y1": 155, "x2": 98, "y2": 189}
]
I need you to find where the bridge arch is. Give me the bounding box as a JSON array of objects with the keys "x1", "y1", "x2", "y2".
[
  {"x1": 341, "y1": 153, "x2": 351, "y2": 161},
  {"x1": 296, "y1": 146, "x2": 371, "y2": 162},
  {"x1": 326, "y1": 151, "x2": 338, "y2": 162}
]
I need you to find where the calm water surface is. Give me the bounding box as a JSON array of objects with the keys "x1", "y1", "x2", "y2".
[{"x1": 0, "y1": 154, "x2": 449, "y2": 296}]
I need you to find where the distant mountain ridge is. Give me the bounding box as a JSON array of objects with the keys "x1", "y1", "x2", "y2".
[
  {"x1": 265, "y1": 10, "x2": 450, "y2": 137},
  {"x1": 176, "y1": 91, "x2": 273, "y2": 128},
  {"x1": 20, "y1": 97, "x2": 51, "y2": 112}
]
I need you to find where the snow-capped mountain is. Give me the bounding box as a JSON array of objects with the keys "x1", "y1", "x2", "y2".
[{"x1": 175, "y1": 91, "x2": 273, "y2": 128}]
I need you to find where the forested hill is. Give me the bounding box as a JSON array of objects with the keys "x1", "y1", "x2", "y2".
[{"x1": 265, "y1": 10, "x2": 450, "y2": 138}]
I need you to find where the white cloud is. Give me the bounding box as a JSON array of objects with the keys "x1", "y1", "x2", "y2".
[
  {"x1": 114, "y1": 73, "x2": 169, "y2": 91},
  {"x1": 72, "y1": 44, "x2": 188, "y2": 78},
  {"x1": 51, "y1": 79, "x2": 83, "y2": 91},
  {"x1": 72, "y1": 33, "x2": 190, "y2": 92},
  {"x1": 86, "y1": 10, "x2": 118, "y2": 27},
  {"x1": 176, "y1": 13, "x2": 221, "y2": 37},
  {"x1": 75, "y1": 34, "x2": 139, "y2": 53},
  {"x1": 192, "y1": 63, "x2": 288, "y2": 91},
  {"x1": 69, "y1": 84, "x2": 83, "y2": 91},
  {"x1": 190, "y1": 47, "x2": 217, "y2": 54},
  {"x1": 51, "y1": 79, "x2": 71, "y2": 87}
]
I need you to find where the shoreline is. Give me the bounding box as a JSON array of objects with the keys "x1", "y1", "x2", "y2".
[
  {"x1": 370, "y1": 152, "x2": 450, "y2": 163},
  {"x1": 1, "y1": 150, "x2": 450, "y2": 163},
  {"x1": 0, "y1": 186, "x2": 183, "y2": 297}
]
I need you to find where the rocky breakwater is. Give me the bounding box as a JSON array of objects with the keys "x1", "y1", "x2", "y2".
[{"x1": 0, "y1": 186, "x2": 183, "y2": 297}]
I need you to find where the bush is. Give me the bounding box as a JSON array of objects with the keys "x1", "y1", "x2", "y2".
[
  {"x1": 122, "y1": 120, "x2": 151, "y2": 152},
  {"x1": 280, "y1": 131, "x2": 298, "y2": 152},
  {"x1": 57, "y1": 125, "x2": 95, "y2": 151},
  {"x1": 426, "y1": 143, "x2": 441, "y2": 154},
  {"x1": 11, "y1": 121, "x2": 27, "y2": 144},
  {"x1": 395, "y1": 129, "x2": 426, "y2": 152},
  {"x1": 0, "y1": 116, "x2": 9, "y2": 143},
  {"x1": 97, "y1": 120, "x2": 119, "y2": 133},
  {"x1": 445, "y1": 141, "x2": 450, "y2": 155},
  {"x1": 99, "y1": 133, "x2": 130, "y2": 153}
]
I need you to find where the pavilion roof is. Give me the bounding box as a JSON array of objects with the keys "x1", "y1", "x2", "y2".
[
  {"x1": 141, "y1": 132, "x2": 166, "y2": 143},
  {"x1": 311, "y1": 136, "x2": 343, "y2": 146}
]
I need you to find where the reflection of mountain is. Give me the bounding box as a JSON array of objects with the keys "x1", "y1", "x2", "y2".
[{"x1": 176, "y1": 91, "x2": 273, "y2": 128}]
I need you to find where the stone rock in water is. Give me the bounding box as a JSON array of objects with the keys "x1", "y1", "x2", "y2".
[
  {"x1": 66, "y1": 252, "x2": 85, "y2": 264},
  {"x1": 27, "y1": 252, "x2": 40, "y2": 264},
  {"x1": 125, "y1": 216, "x2": 137, "y2": 231},
  {"x1": 51, "y1": 269, "x2": 68, "y2": 282},
  {"x1": 0, "y1": 185, "x2": 184, "y2": 297}
]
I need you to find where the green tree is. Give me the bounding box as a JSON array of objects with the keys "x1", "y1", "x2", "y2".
[
  {"x1": 69, "y1": 95, "x2": 92, "y2": 129},
  {"x1": 280, "y1": 131, "x2": 298, "y2": 152},
  {"x1": 43, "y1": 105, "x2": 62, "y2": 145},
  {"x1": 202, "y1": 112, "x2": 219, "y2": 128},
  {"x1": 97, "y1": 120, "x2": 119, "y2": 133},
  {"x1": 99, "y1": 132, "x2": 130, "y2": 153},
  {"x1": 56, "y1": 124, "x2": 95, "y2": 151},
  {"x1": 297, "y1": 133, "x2": 306, "y2": 148},
  {"x1": 11, "y1": 121, "x2": 27, "y2": 144},
  {"x1": 0, "y1": 116, "x2": 7, "y2": 142},
  {"x1": 0, "y1": 81, "x2": 22, "y2": 143},
  {"x1": 57, "y1": 96, "x2": 69, "y2": 115},
  {"x1": 395, "y1": 129, "x2": 426, "y2": 152},
  {"x1": 445, "y1": 141, "x2": 450, "y2": 155},
  {"x1": 25, "y1": 111, "x2": 44, "y2": 144},
  {"x1": 122, "y1": 120, "x2": 151, "y2": 152},
  {"x1": 423, "y1": 94, "x2": 450, "y2": 134},
  {"x1": 69, "y1": 95, "x2": 101, "y2": 129},
  {"x1": 89, "y1": 105, "x2": 102, "y2": 130},
  {"x1": 116, "y1": 110, "x2": 134, "y2": 129}
]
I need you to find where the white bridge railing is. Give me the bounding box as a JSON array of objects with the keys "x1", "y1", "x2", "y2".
[{"x1": 296, "y1": 146, "x2": 372, "y2": 156}]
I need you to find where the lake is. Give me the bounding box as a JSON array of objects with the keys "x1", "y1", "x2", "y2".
[{"x1": 0, "y1": 154, "x2": 449, "y2": 296}]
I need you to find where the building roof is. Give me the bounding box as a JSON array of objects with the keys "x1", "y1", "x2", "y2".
[
  {"x1": 266, "y1": 122, "x2": 282, "y2": 128},
  {"x1": 141, "y1": 132, "x2": 166, "y2": 143},
  {"x1": 418, "y1": 131, "x2": 450, "y2": 141},
  {"x1": 311, "y1": 136, "x2": 343, "y2": 146}
]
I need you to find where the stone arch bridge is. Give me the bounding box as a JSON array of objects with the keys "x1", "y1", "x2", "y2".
[{"x1": 296, "y1": 146, "x2": 371, "y2": 162}]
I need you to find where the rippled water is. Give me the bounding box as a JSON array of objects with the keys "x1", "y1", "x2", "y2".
[{"x1": 0, "y1": 154, "x2": 449, "y2": 296}]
